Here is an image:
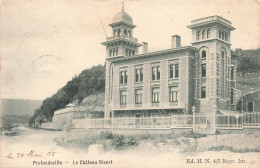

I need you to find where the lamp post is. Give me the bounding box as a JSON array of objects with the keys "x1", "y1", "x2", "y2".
[{"x1": 192, "y1": 106, "x2": 196, "y2": 131}]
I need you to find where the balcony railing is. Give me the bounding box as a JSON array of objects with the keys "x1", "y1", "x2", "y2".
[
  {"x1": 107, "y1": 35, "x2": 138, "y2": 43},
  {"x1": 191, "y1": 15, "x2": 231, "y2": 26}
]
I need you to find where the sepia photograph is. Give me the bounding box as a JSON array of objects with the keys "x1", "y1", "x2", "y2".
[{"x1": 1, "y1": 0, "x2": 260, "y2": 167}]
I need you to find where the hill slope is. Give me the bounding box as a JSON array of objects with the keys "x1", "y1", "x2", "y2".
[
  {"x1": 29, "y1": 64, "x2": 105, "y2": 126},
  {"x1": 1, "y1": 98, "x2": 42, "y2": 116}
]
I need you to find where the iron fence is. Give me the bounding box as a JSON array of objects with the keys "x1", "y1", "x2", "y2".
[{"x1": 71, "y1": 112, "x2": 260, "y2": 130}]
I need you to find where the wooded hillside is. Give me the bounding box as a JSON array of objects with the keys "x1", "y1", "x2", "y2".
[{"x1": 29, "y1": 65, "x2": 105, "y2": 126}]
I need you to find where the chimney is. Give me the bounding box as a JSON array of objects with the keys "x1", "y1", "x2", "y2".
[
  {"x1": 142, "y1": 42, "x2": 148, "y2": 53},
  {"x1": 172, "y1": 35, "x2": 181, "y2": 48}
]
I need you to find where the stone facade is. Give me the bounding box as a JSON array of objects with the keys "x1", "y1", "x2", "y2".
[{"x1": 102, "y1": 10, "x2": 237, "y2": 120}]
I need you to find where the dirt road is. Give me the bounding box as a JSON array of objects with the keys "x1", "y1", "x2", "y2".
[{"x1": 1, "y1": 126, "x2": 259, "y2": 168}]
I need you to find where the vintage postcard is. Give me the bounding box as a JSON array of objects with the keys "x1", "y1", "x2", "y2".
[{"x1": 1, "y1": 0, "x2": 260, "y2": 168}]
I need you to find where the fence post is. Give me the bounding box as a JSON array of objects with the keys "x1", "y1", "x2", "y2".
[
  {"x1": 84, "y1": 112, "x2": 86, "y2": 130},
  {"x1": 213, "y1": 105, "x2": 217, "y2": 133},
  {"x1": 192, "y1": 106, "x2": 196, "y2": 131},
  {"x1": 228, "y1": 112, "x2": 230, "y2": 128},
  {"x1": 88, "y1": 118, "x2": 90, "y2": 129}
]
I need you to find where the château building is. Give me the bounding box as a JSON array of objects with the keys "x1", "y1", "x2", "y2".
[{"x1": 102, "y1": 7, "x2": 238, "y2": 119}]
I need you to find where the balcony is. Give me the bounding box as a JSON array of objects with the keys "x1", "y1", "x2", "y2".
[{"x1": 107, "y1": 35, "x2": 138, "y2": 43}]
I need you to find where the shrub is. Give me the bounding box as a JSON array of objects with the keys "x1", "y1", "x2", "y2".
[
  {"x1": 99, "y1": 131, "x2": 114, "y2": 140},
  {"x1": 111, "y1": 134, "x2": 138, "y2": 150}
]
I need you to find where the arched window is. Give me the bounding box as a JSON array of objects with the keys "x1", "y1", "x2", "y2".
[
  {"x1": 113, "y1": 49, "x2": 115, "y2": 56},
  {"x1": 207, "y1": 29, "x2": 211, "y2": 38},
  {"x1": 126, "y1": 49, "x2": 128, "y2": 56},
  {"x1": 132, "y1": 50, "x2": 135, "y2": 56},
  {"x1": 225, "y1": 32, "x2": 228, "y2": 41},
  {"x1": 219, "y1": 30, "x2": 222, "y2": 39},
  {"x1": 202, "y1": 50, "x2": 206, "y2": 59},
  {"x1": 113, "y1": 30, "x2": 116, "y2": 36},
  {"x1": 128, "y1": 30, "x2": 132, "y2": 37},
  {"x1": 116, "y1": 48, "x2": 118, "y2": 56},
  {"x1": 222, "y1": 31, "x2": 225, "y2": 40},
  {"x1": 202, "y1": 30, "x2": 207, "y2": 40},
  {"x1": 109, "y1": 49, "x2": 112, "y2": 57},
  {"x1": 117, "y1": 29, "x2": 121, "y2": 36},
  {"x1": 221, "y1": 51, "x2": 225, "y2": 59},
  {"x1": 124, "y1": 29, "x2": 127, "y2": 36},
  {"x1": 197, "y1": 31, "x2": 201, "y2": 41}
]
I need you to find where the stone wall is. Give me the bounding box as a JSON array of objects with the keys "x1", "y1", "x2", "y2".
[{"x1": 52, "y1": 111, "x2": 87, "y2": 130}]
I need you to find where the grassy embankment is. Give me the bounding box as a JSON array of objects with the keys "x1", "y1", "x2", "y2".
[{"x1": 55, "y1": 130, "x2": 260, "y2": 154}]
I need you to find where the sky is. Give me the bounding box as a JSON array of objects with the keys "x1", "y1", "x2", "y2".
[{"x1": 1, "y1": 0, "x2": 260, "y2": 100}]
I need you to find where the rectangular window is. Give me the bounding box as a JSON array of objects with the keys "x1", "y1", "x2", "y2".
[
  {"x1": 170, "y1": 64, "x2": 173, "y2": 78},
  {"x1": 201, "y1": 64, "x2": 206, "y2": 77},
  {"x1": 120, "y1": 71, "x2": 124, "y2": 84},
  {"x1": 152, "y1": 88, "x2": 160, "y2": 103},
  {"x1": 169, "y1": 86, "x2": 178, "y2": 102},
  {"x1": 140, "y1": 69, "x2": 143, "y2": 82},
  {"x1": 175, "y1": 64, "x2": 179, "y2": 78},
  {"x1": 152, "y1": 67, "x2": 156, "y2": 80},
  {"x1": 152, "y1": 66, "x2": 160, "y2": 81},
  {"x1": 230, "y1": 88, "x2": 234, "y2": 104},
  {"x1": 120, "y1": 90, "x2": 127, "y2": 105},
  {"x1": 248, "y1": 102, "x2": 254, "y2": 112},
  {"x1": 124, "y1": 71, "x2": 127, "y2": 84},
  {"x1": 135, "y1": 68, "x2": 143, "y2": 83},
  {"x1": 157, "y1": 66, "x2": 160, "y2": 80},
  {"x1": 120, "y1": 71, "x2": 127, "y2": 84},
  {"x1": 231, "y1": 66, "x2": 234, "y2": 80},
  {"x1": 135, "y1": 89, "x2": 142, "y2": 104},
  {"x1": 169, "y1": 64, "x2": 179, "y2": 79},
  {"x1": 201, "y1": 86, "x2": 206, "y2": 98}
]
